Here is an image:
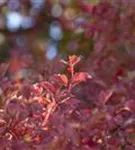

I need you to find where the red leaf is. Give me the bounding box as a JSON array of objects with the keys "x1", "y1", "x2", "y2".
[
  {"x1": 69, "y1": 55, "x2": 82, "y2": 66},
  {"x1": 72, "y1": 72, "x2": 92, "y2": 84},
  {"x1": 50, "y1": 74, "x2": 68, "y2": 87},
  {"x1": 59, "y1": 74, "x2": 68, "y2": 86},
  {"x1": 98, "y1": 89, "x2": 113, "y2": 105},
  {"x1": 5, "y1": 98, "x2": 29, "y2": 120},
  {"x1": 21, "y1": 85, "x2": 31, "y2": 99},
  {"x1": 41, "y1": 81, "x2": 56, "y2": 94}
]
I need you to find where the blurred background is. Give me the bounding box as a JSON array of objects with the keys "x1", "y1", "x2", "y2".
[
  {"x1": 0, "y1": 0, "x2": 100, "y2": 82},
  {"x1": 0, "y1": 0, "x2": 135, "y2": 87},
  {"x1": 0, "y1": 0, "x2": 97, "y2": 62}
]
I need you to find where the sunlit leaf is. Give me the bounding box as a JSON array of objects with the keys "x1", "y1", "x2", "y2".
[{"x1": 72, "y1": 72, "x2": 92, "y2": 85}]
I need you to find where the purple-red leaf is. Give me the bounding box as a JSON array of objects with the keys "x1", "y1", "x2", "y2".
[
  {"x1": 72, "y1": 72, "x2": 92, "y2": 84},
  {"x1": 21, "y1": 85, "x2": 31, "y2": 99},
  {"x1": 5, "y1": 98, "x2": 29, "y2": 120},
  {"x1": 50, "y1": 74, "x2": 68, "y2": 87},
  {"x1": 41, "y1": 81, "x2": 56, "y2": 94},
  {"x1": 98, "y1": 89, "x2": 113, "y2": 105}
]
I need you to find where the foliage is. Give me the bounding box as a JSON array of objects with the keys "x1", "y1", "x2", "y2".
[
  {"x1": 82, "y1": 0, "x2": 135, "y2": 81},
  {"x1": 0, "y1": 55, "x2": 93, "y2": 150},
  {"x1": 75, "y1": 0, "x2": 135, "y2": 149},
  {"x1": 0, "y1": 55, "x2": 134, "y2": 150},
  {"x1": 0, "y1": 0, "x2": 135, "y2": 150}
]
